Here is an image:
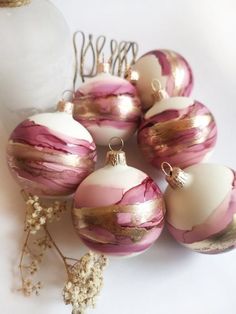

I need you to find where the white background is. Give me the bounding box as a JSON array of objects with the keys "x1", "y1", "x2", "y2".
[{"x1": 1, "y1": 0, "x2": 236, "y2": 314}]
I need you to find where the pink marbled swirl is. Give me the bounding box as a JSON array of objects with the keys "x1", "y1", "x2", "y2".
[
  {"x1": 167, "y1": 171, "x2": 236, "y2": 254},
  {"x1": 146, "y1": 50, "x2": 193, "y2": 98},
  {"x1": 73, "y1": 75, "x2": 141, "y2": 145},
  {"x1": 73, "y1": 177, "x2": 165, "y2": 256},
  {"x1": 7, "y1": 120, "x2": 97, "y2": 196},
  {"x1": 138, "y1": 101, "x2": 217, "y2": 169}
]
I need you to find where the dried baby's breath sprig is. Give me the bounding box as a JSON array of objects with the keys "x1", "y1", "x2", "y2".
[
  {"x1": 18, "y1": 191, "x2": 108, "y2": 313},
  {"x1": 63, "y1": 252, "x2": 108, "y2": 314},
  {"x1": 18, "y1": 190, "x2": 67, "y2": 296},
  {"x1": 20, "y1": 278, "x2": 42, "y2": 297},
  {"x1": 44, "y1": 227, "x2": 108, "y2": 314},
  {"x1": 18, "y1": 230, "x2": 51, "y2": 296},
  {"x1": 22, "y1": 191, "x2": 67, "y2": 234}
]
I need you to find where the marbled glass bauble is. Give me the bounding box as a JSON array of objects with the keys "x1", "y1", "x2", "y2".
[
  {"x1": 138, "y1": 96, "x2": 217, "y2": 169},
  {"x1": 7, "y1": 102, "x2": 97, "y2": 197},
  {"x1": 132, "y1": 49, "x2": 193, "y2": 111},
  {"x1": 163, "y1": 163, "x2": 236, "y2": 254},
  {"x1": 73, "y1": 63, "x2": 141, "y2": 146},
  {"x1": 72, "y1": 143, "x2": 165, "y2": 256}
]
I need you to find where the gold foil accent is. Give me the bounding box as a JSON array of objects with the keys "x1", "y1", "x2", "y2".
[
  {"x1": 152, "y1": 114, "x2": 212, "y2": 137},
  {"x1": 8, "y1": 142, "x2": 95, "y2": 169},
  {"x1": 145, "y1": 114, "x2": 214, "y2": 157},
  {"x1": 73, "y1": 94, "x2": 141, "y2": 121},
  {"x1": 57, "y1": 100, "x2": 74, "y2": 114},
  {"x1": 73, "y1": 198, "x2": 164, "y2": 243},
  {"x1": 0, "y1": 0, "x2": 30, "y2": 7},
  {"x1": 184, "y1": 214, "x2": 236, "y2": 253}
]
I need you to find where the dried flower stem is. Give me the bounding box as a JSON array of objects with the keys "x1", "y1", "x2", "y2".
[
  {"x1": 18, "y1": 191, "x2": 108, "y2": 313},
  {"x1": 19, "y1": 230, "x2": 31, "y2": 284},
  {"x1": 43, "y1": 225, "x2": 78, "y2": 277},
  {"x1": 18, "y1": 190, "x2": 67, "y2": 296}
]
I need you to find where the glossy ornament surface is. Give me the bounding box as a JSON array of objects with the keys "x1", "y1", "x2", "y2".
[
  {"x1": 163, "y1": 162, "x2": 236, "y2": 254},
  {"x1": 0, "y1": 0, "x2": 72, "y2": 131},
  {"x1": 138, "y1": 83, "x2": 217, "y2": 169},
  {"x1": 7, "y1": 101, "x2": 97, "y2": 197},
  {"x1": 132, "y1": 49, "x2": 193, "y2": 111},
  {"x1": 73, "y1": 139, "x2": 165, "y2": 256},
  {"x1": 73, "y1": 63, "x2": 141, "y2": 146}
]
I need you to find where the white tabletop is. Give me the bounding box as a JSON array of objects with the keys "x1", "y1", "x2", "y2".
[{"x1": 1, "y1": 0, "x2": 236, "y2": 313}]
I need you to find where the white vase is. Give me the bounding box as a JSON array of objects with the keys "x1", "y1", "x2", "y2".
[{"x1": 0, "y1": 0, "x2": 73, "y2": 132}]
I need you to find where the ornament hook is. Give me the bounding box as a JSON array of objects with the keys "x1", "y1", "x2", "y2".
[
  {"x1": 151, "y1": 79, "x2": 162, "y2": 92},
  {"x1": 161, "y1": 162, "x2": 190, "y2": 190},
  {"x1": 130, "y1": 42, "x2": 139, "y2": 66},
  {"x1": 108, "y1": 137, "x2": 124, "y2": 152},
  {"x1": 151, "y1": 79, "x2": 169, "y2": 101},
  {"x1": 109, "y1": 39, "x2": 118, "y2": 66},
  {"x1": 73, "y1": 31, "x2": 86, "y2": 88},
  {"x1": 161, "y1": 162, "x2": 173, "y2": 176},
  {"x1": 96, "y1": 35, "x2": 107, "y2": 67},
  {"x1": 61, "y1": 90, "x2": 75, "y2": 102},
  {"x1": 57, "y1": 90, "x2": 74, "y2": 114}
]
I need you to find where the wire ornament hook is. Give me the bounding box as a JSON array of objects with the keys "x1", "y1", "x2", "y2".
[
  {"x1": 73, "y1": 31, "x2": 86, "y2": 90},
  {"x1": 161, "y1": 162, "x2": 173, "y2": 176},
  {"x1": 130, "y1": 42, "x2": 139, "y2": 66},
  {"x1": 119, "y1": 42, "x2": 133, "y2": 76},
  {"x1": 96, "y1": 35, "x2": 106, "y2": 66},
  {"x1": 151, "y1": 79, "x2": 162, "y2": 92},
  {"x1": 109, "y1": 39, "x2": 118, "y2": 67},
  {"x1": 108, "y1": 137, "x2": 124, "y2": 152},
  {"x1": 73, "y1": 31, "x2": 139, "y2": 85},
  {"x1": 61, "y1": 90, "x2": 75, "y2": 102}
]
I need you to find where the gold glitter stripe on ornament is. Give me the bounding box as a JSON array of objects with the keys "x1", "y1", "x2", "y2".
[
  {"x1": 184, "y1": 214, "x2": 236, "y2": 253},
  {"x1": 74, "y1": 198, "x2": 164, "y2": 224},
  {"x1": 73, "y1": 198, "x2": 165, "y2": 243},
  {"x1": 74, "y1": 95, "x2": 141, "y2": 121},
  {"x1": 7, "y1": 142, "x2": 95, "y2": 169},
  {"x1": 0, "y1": 0, "x2": 31, "y2": 7},
  {"x1": 150, "y1": 114, "x2": 213, "y2": 146}
]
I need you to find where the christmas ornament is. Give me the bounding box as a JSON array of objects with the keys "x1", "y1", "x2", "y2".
[
  {"x1": 0, "y1": 0, "x2": 72, "y2": 131},
  {"x1": 73, "y1": 138, "x2": 165, "y2": 256},
  {"x1": 137, "y1": 80, "x2": 217, "y2": 169},
  {"x1": 162, "y1": 162, "x2": 236, "y2": 254},
  {"x1": 130, "y1": 49, "x2": 193, "y2": 111},
  {"x1": 7, "y1": 99, "x2": 97, "y2": 197},
  {"x1": 73, "y1": 61, "x2": 141, "y2": 146}
]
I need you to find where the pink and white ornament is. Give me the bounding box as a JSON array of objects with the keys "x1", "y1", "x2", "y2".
[
  {"x1": 73, "y1": 62, "x2": 141, "y2": 146},
  {"x1": 138, "y1": 81, "x2": 217, "y2": 169},
  {"x1": 131, "y1": 49, "x2": 193, "y2": 111},
  {"x1": 162, "y1": 162, "x2": 236, "y2": 254},
  {"x1": 72, "y1": 139, "x2": 165, "y2": 257},
  {"x1": 7, "y1": 101, "x2": 97, "y2": 197}
]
